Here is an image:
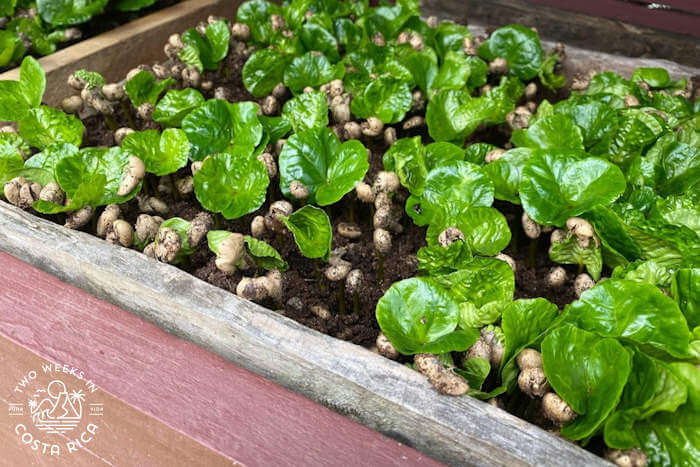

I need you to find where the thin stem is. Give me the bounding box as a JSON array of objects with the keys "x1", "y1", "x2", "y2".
[
  {"x1": 377, "y1": 252, "x2": 385, "y2": 286},
  {"x1": 215, "y1": 213, "x2": 222, "y2": 230},
  {"x1": 121, "y1": 101, "x2": 136, "y2": 129},
  {"x1": 169, "y1": 174, "x2": 180, "y2": 202},
  {"x1": 527, "y1": 239, "x2": 537, "y2": 269},
  {"x1": 577, "y1": 263, "x2": 584, "y2": 275},
  {"x1": 348, "y1": 197, "x2": 356, "y2": 224},
  {"x1": 338, "y1": 280, "x2": 346, "y2": 315},
  {"x1": 510, "y1": 221, "x2": 519, "y2": 255},
  {"x1": 314, "y1": 259, "x2": 326, "y2": 293},
  {"x1": 352, "y1": 293, "x2": 359, "y2": 315},
  {"x1": 104, "y1": 115, "x2": 118, "y2": 132}
]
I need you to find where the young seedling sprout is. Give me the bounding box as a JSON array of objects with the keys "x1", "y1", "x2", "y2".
[
  {"x1": 65, "y1": 206, "x2": 94, "y2": 230},
  {"x1": 414, "y1": 354, "x2": 470, "y2": 396},
  {"x1": 96, "y1": 204, "x2": 120, "y2": 237},
  {"x1": 135, "y1": 214, "x2": 163, "y2": 245},
  {"x1": 506, "y1": 106, "x2": 533, "y2": 130},
  {"x1": 115, "y1": 127, "x2": 135, "y2": 145},
  {"x1": 361, "y1": 117, "x2": 384, "y2": 138},
  {"x1": 324, "y1": 247, "x2": 352, "y2": 314},
  {"x1": 489, "y1": 57, "x2": 509, "y2": 75},
  {"x1": 106, "y1": 219, "x2": 134, "y2": 248},
  {"x1": 153, "y1": 227, "x2": 181, "y2": 263},
  {"x1": 39, "y1": 183, "x2": 65, "y2": 206},
  {"x1": 214, "y1": 232, "x2": 245, "y2": 273},
  {"x1": 517, "y1": 349, "x2": 550, "y2": 398},
  {"x1": 4, "y1": 177, "x2": 40, "y2": 209},
  {"x1": 605, "y1": 449, "x2": 648, "y2": 467},
  {"x1": 546, "y1": 266, "x2": 567, "y2": 288},
  {"x1": 574, "y1": 273, "x2": 595, "y2": 297},
  {"x1": 264, "y1": 200, "x2": 293, "y2": 233},
  {"x1": 541, "y1": 392, "x2": 576, "y2": 425},
  {"x1": 345, "y1": 269, "x2": 363, "y2": 314},
  {"x1": 236, "y1": 270, "x2": 283, "y2": 304},
  {"x1": 521, "y1": 212, "x2": 542, "y2": 268},
  {"x1": 375, "y1": 332, "x2": 400, "y2": 360},
  {"x1": 117, "y1": 156, "x2": 146, "y2": 197},
  {"x1": 250, "y1": 215, "x2": 266, "y2": 238},
  {"x1": 187, "y1": 212, "x2": 214, "y2": 248},
  {"x1": 565, "y1": 217, "x2": 599, "y2": 250},
  {"x1": 257, "y1": 153, "x2": 277, "y2": 179}
]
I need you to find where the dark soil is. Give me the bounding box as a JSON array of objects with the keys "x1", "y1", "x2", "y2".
[{"x1": 67, "y1": 42, "x2": 583, "y2": 351}]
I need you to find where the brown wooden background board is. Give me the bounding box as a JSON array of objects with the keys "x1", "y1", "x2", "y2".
[
  {"x1": 0, "y1": 334, "x2": 237, "y2": 466},
  {"x1": 0, "y1": 252, "x2": 441, "y2": 467}
]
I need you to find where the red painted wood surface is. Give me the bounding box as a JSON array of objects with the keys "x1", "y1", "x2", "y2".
[
  {"x1": 0, "y1": 252, "x2": 441, "y2": 467},
  {"x1": 525, "y1": 0, "x2": 700, "y2": 36}
]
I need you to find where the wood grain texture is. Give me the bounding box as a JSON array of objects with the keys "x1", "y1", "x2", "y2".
[
  {"x1": 423, "y1": 0, "x2": 700, "y2": 67},
  {"x1": 0, "y1": 251, "x2": 437, "y2": 467},
  {"x1": 0, "y1": 0, "x2": 237, "y2": 107},
  {"x1": 0, "y1": 204, "x2": 606, "y2": 466},
  {"x1": 0, "y1": 335, "x2": 237, "y2": 466}
]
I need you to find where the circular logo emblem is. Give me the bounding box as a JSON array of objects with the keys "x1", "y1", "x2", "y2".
[{"x1": 6, "y1": 363, "x2": 104, "y2": 457}]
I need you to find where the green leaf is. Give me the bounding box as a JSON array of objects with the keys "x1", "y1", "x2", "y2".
[
  {"x1": 278, "y1": 127, "x2": 368, "y2": 206},
  {"x1": 73, "y1": 69, "x2": 105, "y2": 90},
  {"x1": 23, "y1": 142, "x2": 78, "y2": 185},
  {"x1": 549, "y1": 234, "x2": 603, "y2": 280},
  {"x1": 564, "y1": 279, "x2": 692, "y2": 359},
  {"x1": 376, "y1": 277, "x2": 479, "y2": 355},
  {"x1": 178, "y1": 21, "x2": 230, "y2": 72},
  {"x1": 552, "y1": 94, "x2": 619, "y2": 151},
  {"x1": 512, "y1": 114, "x2": 584, "y2": 150},
  {"x1": 350, "y1": 75, "x2": 412, "y2": 124},
  {"x1": 19, "y1": 106, "x2": 84, "y2": 150},
  {"x1": 0, "y1": 142, "x2": 25, "y2": 185},
  {"x1": 431, "y1": 21, "x2": 471, "y2": 59},
  {"x1": 153, "y1": 88, "x2": 205, "y2": 127},
  {"x1": 242, "y1": 49, "x2": 288, "y2": 98},
  {"x1": 244, "y1": 236, "x2": 288, "y2": 271},
  {"x1": 299, "y1": 22, "x2": 340, "y2": 62},
  {"x1": 281, "y1": 91, "x2": 329, "y2": 133},
  {"x1": 237, "y1": 0, "x2": 279, "y2": 45},
  {"x1": 228, "y1": 101, "x2": 264, "y2": 150},
  {"x1": 0, "y1": 0, "x2": 16, "y2": 16},
  {"x1": 181, "y1": 99, "x2": 233, "y2": 161},
  {"x1": 0, "y1": 30, "x2": 21, "y2": 68},
  {"x1": 425, "y1": 142, "x2": 466, "y2": 170},
  {"x1": 520, "y1": 149, "x2": 626, "y2": 226},
  {"x1": 280, "y1": 205, "x2": 332, "y2": 260},
  {"x1": 538, "y1": 52, "x2": 565, "y2": 91},
  {"x1": 125, "y1": 70, "x2": 175, "y2": 108},
  {"x1": 542, "y1": 325, "x2": 632, "y2": 440},
  {"x1": 382, "y1": 136, "x2": 428, "y2": 195},
  {"x1": 607, "y1": 109, "x2": 667, "y2": 167},
  {"x1": 478, "y1": 24, "x2": 543, "y2": 80},
  {"x1": 458, "y1": 301, "x2": 506, "y2": 329},
  {"x1": 483, "y1": 147, "x2": 531, "y2": 204},
  {"x1": 459, "y1": 357, "x2": 491, "y2": 391},
  {"x1": 430, "y1": 51, "x2": 470, "y2": 94},
  {"x1": 114, "y1": 0, "x2": 158, "y2": 12},
  {"x1": 19, "y1": 56, "x2": 45, "y2": 108},
  {"x1": 160, "y1": 217, "x2": 194, "y2": 257},
  {"x1": 501, "y1": 298, "x2": 559, "y2": 373},
  {"x1": 604, "y1": 351, "x2": 687, "y2": 449},
  {"x1": 432, "y1": 257, "x2": 515, "y2": 309},
  {"x1": 635, "y1": 406, "x2": 700, "y2": 467},
  {"x1": 121, "y1": 129, "x2": 190, "y2": 176},
  {"x1": 259, "y1": 116, "x2": 291, "y2": 144},
  {"x1": 193, "y1": 149, "x2": 269, "y2": 220},
  {"x1": 37, "y1": 0, "x2": 108, "y2": 26},
  {"x1": 283, "y1": 52, "x2": 344, "y2": 94},
  {"x1": 611, "y1": 260, "x2": 673, "y2": 290},
  {"x1": 405, "y1": 161, "x2": 494, "y2": 227},
  {"x1": 426, "y1": 206, "x2": 511, "y2": 257},
  {"x1": 672, "y1": 269, "x2": 699, "y2": 328},
  {"x1": 631, "y1": 67, "x2": 670, "y2": 89},
  {"x1": 585, "y1": 72, "x2": 636, "y2": 98},
  {"x1": 417, "y1": 241, "x2": 473, "y2": 276}
]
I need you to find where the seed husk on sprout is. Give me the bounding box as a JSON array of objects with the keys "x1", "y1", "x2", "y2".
[
  {"x1": 236, "y1": 270, "x2": 283, "y2": 303},
  {"x1": 376, "y1": 332, "x2": 400, "y2": 360},
  {"x1": 65, "y1": 206, "x2": 94, "y2": 230},
  {"x1": 605, "y1": 449, "x2": 648, "y2": 467},
  {"x1": 117, "y1": 156, "x2": 146, "y2": 196},
  {"x1": 489, "y1": 57, "x2": 508, "y2": 75},
  {"x1": 574, "y1": 273, "x2": 595, "y2": 297},
  {"x1": 542, "y1": 392, "x2": 577, "y2": 425},
  {"x1": 264, "y1": 200, "x2": 293, "y2": 233},
  {"x1": 106, "y1": 219, "x2": 134, "y2": 247},
  {"x1": 135, "y1": 214, "x2": 163, "y2": 244},
  {"x1": 61, "y1": 95, "x2": 83, "y2": 114},
  {"x1": 517, "y1": 349, "x2": 543, "y2": 370},
  {"x1": 414, "y1": 353, "x2": 470, "y2": 396},
  {"x1": 521, "y1": 212, "x2": 542, "y2": 239},
  {"x1": 154, "y1": 227, "x2": 181, "y2": 263},
  {"x1": 39, "y1": 182, "x2": 65, "y2": 206},
  {"x1": 383, "y1": 127, "x2": 397, "y2": 146},
  {"x1": 518, "y1": 367, "x2": 550, "y2": 398},
  {"x1": 187, "y1": 212, "x2": 214, "y2": 248},
  {"x1": 402, "y1": 115, "x2": 425, "y2": 130},
  {"x1": 250, "y1": 215, "x2": 266, "y2": 237},
  {"x1": 115, "y1": 127, "x2": 134, "y2": 145},
  {"x1": 485, "y1": 148, "x2": 505, "y2": 163},
  {"x1": 257, "y1": 152, "x2": 277, "y2": 178},
  {"x1": 361, "y1": 117, "x2": 384, "y2": 137},
  {"x1": 506, "y1": 106, "x2": 533, "y2": 130},
  {"x1": 96, "y1": 204, "x2": 120, "y2": 237},
  {"x1": 438, "y1": 227, "x2": 465, "y2": 247},
  {"x1": 215, "y1": 232, "x2": 245, "y2": 273},
  {"x1": 289, "y1": 180, "x2": 310, "y2": 201},
  {"x1": 546, "y1": 266, "x2": 567, "y2": 288}
]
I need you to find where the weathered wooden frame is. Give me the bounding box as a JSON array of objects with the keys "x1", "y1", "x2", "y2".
[
  {"x1": 1, "y1": 10, "x2": 698, "y2": 466},
  {"x1": 0, "y1": 0, "x2": 236, "y2": 107}
]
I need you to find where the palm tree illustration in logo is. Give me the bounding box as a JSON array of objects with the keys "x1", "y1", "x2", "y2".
[{"x1": 29, "y1": 380, "x2": 84, "y2": 434}]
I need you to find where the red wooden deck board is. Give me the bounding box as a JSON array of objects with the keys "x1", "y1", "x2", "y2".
[
  {"x1": 525, "y1": 0, "x2": 700, "y2": 36},
  {"x1": 0, "y1": 252, "x2": 441, "y2": 467}
]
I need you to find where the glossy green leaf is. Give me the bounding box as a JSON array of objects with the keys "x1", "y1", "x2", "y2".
[
  {"x1": 382, "y1": 136, "x2": 427, "y2": 195},
  {"x1": 634, "y1": 403, "x2": 700, "y2": 466},
  {"x1": 193, "y1": 149, "x2": 269, "y2": 220},
  {"x1": 501, "y1": 298, "x2": 559, "y2": 372},
  {"x1": 478, "y1": 24, "x2": 543, "y2": 80},
  {"x1": 430, "y1": 51, "x2": 470, "y2": 94},
  {"x1": 121, "y1": 129, "x2": 190, "y2": 176},
  {"x1": 426, "y1": 206, "x2": 511, "y2": 257},
  {"x1": 541, "y1": 325, "x2": 632, "y2": 440},
  {"x1": 416, "y1": 241, "x2": 473, "y2": 276},
  {"x1": 178, "y1": 21, "x2": 230, "y2": 72},
  {"x1": 125, "y1": 70, "x2": 175, "y2": 108},
  {"x1": 73, "y1": 69, "x2": 105, "y2": 90},
  {"x1": 242, "y1": 49, "x2": 288, "y2": 98},
  {"x1": 153, "y1": 88, "x2": 205, "y2": 127},
  {"x1": 278, "y1": 127, "x2": 368, "y2": 206},
  {"x1": 23, "y1": 142, "x2": 78, "y2": 185},
  {"x1": 511, "y1": 114, "x2": 584, "y2": 150},
  {"x1": 0, "y1": 142, "x2": 24, "y2": 185},
  {"x1": 244, "y1": 236, "x2": 288, "y2": 271},
  {"x1": 283, "y1": 52, "x2": 344, "y2": 94},
  {"x1": 459, "y1": 357, "x2": 491, "y2": 391},
  {"x1": 631, "y1": 67, "x2": 670, "y2": 89},
  {"x1": 376, "y1": 277, "x2": 479, "y2": 355},
  {"x1": 237, "y1": 0, "x2": 279, "y2": 45},
  {"x1": 405, "y1": 161, "x2": 494, "y2": 227},
  {"x1": 281, "y1": 91, "x2": 328, "y2": 133},
  {"x1": 552, "y1": 95, "x2": 619, "y2": 151},
  {"x1": 520, "y1": 149, "x2": 626, "y2": 226},
  {"x1": 565, "y1": 279, "x2": 692, "y2": 359},
  {"x1": 350, "y1": 75, "x2": 412, "y2": 124},
  {"x1": 18, "y1": 106, "x2": 84, "y2": 150},
  {"x1": 19, "y1": 56, "x2": 45, "y2": 109},
  {"x1": 672, "y1": 269, "x2": 699, "y2": 328},
  {"x1": 37, "y1": 0, "x2": 108, "y2": 26},
  {"x1": 280, "y1": 205, "x2": 332, "y2": 260},
  {"x1": 299, "y1": 22, "x2": 340, "y2": 62},
  {"x1": 432, "y1": 257, "x2": 515, "y2": 309},
  {"x1": 425, "y1": 142, "x2": 465, "y2": 170},
  {"x1": 549, "y1": 234, "x2": 603, "y2": 280},
  {"x1": 483, "y1": 147, "x2": 531, "y2": 204},
  {"x1": 114, "y1": 0, "x2": 158, "y2": 12},
  {"x1": 181, "y1": 99, "x2": 233, "y2": 161}
]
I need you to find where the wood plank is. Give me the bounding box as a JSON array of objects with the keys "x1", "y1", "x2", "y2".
[
  {"x1": 0, "y1": 334, "x2": 237, "y2": 466},
  {"x1": 0, "y1": 251, "x2": 439, "y2": 467},
  {"x1": 0, "y1": 0, "x2": 237, "y2": 107},
  {"x1": 422, "y1": 0, "x2": 700, "y2": 67},
  {"x1": 0, "y1": 202, "x2": 606, "y2": 466}
]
